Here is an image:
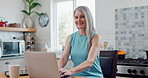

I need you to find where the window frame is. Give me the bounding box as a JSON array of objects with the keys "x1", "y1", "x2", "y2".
[{"x1": 50, "y1": 0, "x2": 76, "y2": 52}]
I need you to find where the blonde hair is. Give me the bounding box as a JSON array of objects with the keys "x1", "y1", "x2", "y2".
[{"x1": 74, "y1": 6, "x2": 95, "y2": 49}]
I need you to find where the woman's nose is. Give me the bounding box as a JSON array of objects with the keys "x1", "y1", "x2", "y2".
[{"x1": 77, "y1": 17, "x2": 81, "y2": 21}]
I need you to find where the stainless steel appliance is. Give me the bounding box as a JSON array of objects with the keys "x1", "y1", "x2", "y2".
[
  {"x1": 0, "y1": 40, "x2": 25, "y2": 57},
  {"x1": 116, "y1": 59, "x2": 148, "y2": 77}
]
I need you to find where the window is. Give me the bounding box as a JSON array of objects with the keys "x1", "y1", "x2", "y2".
[
  {"x1": 56, "y1": 1, "x2": 74, "y2": 50},
  {"x1": 51, "y1": 0, "x2": 74, "y2": 51},
  {"x1": 50, "y1": 0, "x2": 95, "y2": 52}
]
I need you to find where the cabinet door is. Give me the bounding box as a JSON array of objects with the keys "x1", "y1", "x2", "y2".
[
  {"x1": 0, "y1": 60, "x2": 11, "y2": 72},
  {"x1": 0, "y1": 58, "x2": 25, "y2": 72},
  {"x1": 11, "y1": 58, "x2": 26, "y2": 69}
]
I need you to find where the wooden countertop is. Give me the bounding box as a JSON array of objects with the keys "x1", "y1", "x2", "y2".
[
  {"x1": 0, "y1": 72, "x2": 29, "y2": 78},
  {"x1": 0, "y1": 72, "x2": 85, "y2": 78}
]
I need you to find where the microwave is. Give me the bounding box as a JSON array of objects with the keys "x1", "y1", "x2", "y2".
[{"x1": 0, "y1": 40, "x2": 25, "y2": 57}]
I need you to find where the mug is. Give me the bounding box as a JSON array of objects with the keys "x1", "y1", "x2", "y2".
[{"x1": 9, "y1": 65, "x2": 20, "y2": 78}]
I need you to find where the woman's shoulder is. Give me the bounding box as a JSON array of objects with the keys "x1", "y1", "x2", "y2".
[
  {"x1": 73, "y1": 31, "x2": 78, "y2": 35},
  {"x1": 92, "y1": 33, "x2": 101, "y2": 40},
  {"x1": 67, "y1": 32, "x2": 77, "y2": 39},
  {"x1": 91, "y1": 34, "x2": 101, "y2": 45},
  {"x1": 67, "y1": 32, "x2": 77, "y2": 37},
  {"x1": 93, "y1": 32, "x2": 100, "y2": 37},
  {"x1": 70, "y1": 31, "x2": 79, "y2": 37}
]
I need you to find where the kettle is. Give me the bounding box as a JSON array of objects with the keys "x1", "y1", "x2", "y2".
[{"x1": 0, "y1": 17, "x2": 7, "y2": 27}]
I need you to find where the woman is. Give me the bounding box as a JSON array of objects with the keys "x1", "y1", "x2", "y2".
[{"x1": 58, "y1": 6, "x2": 103, "y2": 78}]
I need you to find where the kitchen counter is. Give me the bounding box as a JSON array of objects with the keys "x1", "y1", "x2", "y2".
[
  {"x1": 0, "y1": 55, "x2": 24, "y2": 60},
  {"x1": 0, "y1": 72, "x2": 131, "y2": 78},
  {"x1": 0, "y1": 72, "x2": 91, "y2": 78},
  {"x1": 0, "y1": 50, "x2": 115, "y2": 60},
  {"x1": 0, "y1": 54, "x2": 67, "y2": 61}
]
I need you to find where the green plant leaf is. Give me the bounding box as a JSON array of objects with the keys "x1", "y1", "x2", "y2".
[
  {"x1": 26, "y1": 0, "x2": 34, "y2": 4},
  {"x1": 29, "y1": 3, "x2": 41, "y2": 11},
  {"x1": 21, "y1": 10, "x2": 30, "y2": 15},
  {"x1": 22, "y1": 0, "x2": 42, "y2": 16},
  {"x1": 26, "y1": 0, "x2": 30, "y2": 3},
  {"x1": 34, "y1": 12, "x2": 42, "y2": 16},
  {"x1": 29, "y1": 0, "x2": 34, "y2": 4},
  {"x1": 29, "y1": 11, "x2": 41, "y2": 16}
]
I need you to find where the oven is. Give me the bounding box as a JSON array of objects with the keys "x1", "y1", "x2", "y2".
[{"x1": 116, "y1": 59, "x2": 148, "y2": 77}]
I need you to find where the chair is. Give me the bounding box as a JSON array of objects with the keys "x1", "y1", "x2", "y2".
[{"x1": 100, "y1": 50, "x2": 118, "y2": 78}]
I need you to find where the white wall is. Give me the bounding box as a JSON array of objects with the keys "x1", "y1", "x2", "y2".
[
  {"x1": 0, "y1": 0, "x2": 24, "y2": 45},
  {"x1": 0, "y1": 0, "x2": 51, "y2": 51},
  {"x1": 0, "y1": 0, "x2": 24, "y2": 24},
  {"x1": 96, "y1": 0, "x2": 148, "y2": 50},
  {"x1": 34, "y1": 0, "x2": 51, "y2": 51}
]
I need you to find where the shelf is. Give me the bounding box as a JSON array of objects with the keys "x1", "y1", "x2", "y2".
[{"x1": 0, "y1": 27, "x2": 37, "y2": 32}]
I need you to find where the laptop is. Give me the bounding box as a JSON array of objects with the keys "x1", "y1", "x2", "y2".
[{"x1": 24, "y1": 51, "x2": 60, "y2": 78}]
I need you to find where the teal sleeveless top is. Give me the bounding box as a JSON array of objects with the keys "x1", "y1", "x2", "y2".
[{"x1": 70, "y1": 31, "x2": 103, "y2": 78}]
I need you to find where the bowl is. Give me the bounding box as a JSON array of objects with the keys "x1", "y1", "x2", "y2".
[{"x1": 118, "y1": 51, "x2": 126, "y2": 59}]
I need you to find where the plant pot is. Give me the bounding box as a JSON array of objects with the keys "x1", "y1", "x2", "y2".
[{"x1": 22, "y1": 16, "x2": 34, "y2": 28}]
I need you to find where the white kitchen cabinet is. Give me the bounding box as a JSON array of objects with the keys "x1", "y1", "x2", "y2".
[
  {"x1": 0, "y1": 57, "x2": 72, "y2": 72},
  {"x1": 0, "y1": 58, "x2": 25, "y2": 72},
  {"x1": 0, "y1": 60, "x2": 9, "y2": 72}
]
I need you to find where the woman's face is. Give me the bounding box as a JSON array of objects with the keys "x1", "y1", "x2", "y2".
[{"x1": 74, "y1": 10, "x2": 86, "y2": 29}]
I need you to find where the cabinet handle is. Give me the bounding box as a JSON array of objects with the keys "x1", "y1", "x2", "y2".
[{"x1": 5, "y1": 62, "x2": 10, "y2": 64}]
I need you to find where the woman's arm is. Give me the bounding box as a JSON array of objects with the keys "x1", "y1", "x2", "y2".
[
  {"x1": 64, "y1": 34, "x2": 101, "y2": 75},
  {"x1": 58, "y1": 35, "x2": 71, "y2": 68}
]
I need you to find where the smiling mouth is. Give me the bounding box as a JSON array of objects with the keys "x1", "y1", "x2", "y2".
[{"x1": 77, "y1": 22, "x2": 84, "y2": 25}]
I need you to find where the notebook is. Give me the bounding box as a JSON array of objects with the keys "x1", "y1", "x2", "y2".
[{"x1": 24, "y1": 51, "x2": 60, "y2": 78}]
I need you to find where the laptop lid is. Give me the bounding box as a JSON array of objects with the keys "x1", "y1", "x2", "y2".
[{"x1": 24, "y1": 52, "x2": 60, "y2": 78}]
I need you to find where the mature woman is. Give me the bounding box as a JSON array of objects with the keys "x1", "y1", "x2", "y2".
[{"x1": 58, "y1": 6, "x2": 103, "y2": 78}]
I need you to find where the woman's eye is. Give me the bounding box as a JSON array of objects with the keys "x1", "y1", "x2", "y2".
[
  {"x1": 81, "y1": 16, "x2": 85, "y2": 18},
  {"x1": 75, "y1": 16, "x2": 78, "y2": 19},
  {"x1": 75, "y1": 15, "x2": 85, "y2": 19},
  {"x1": 80, "y1": 15, "x2": 85, "y2": 18}
]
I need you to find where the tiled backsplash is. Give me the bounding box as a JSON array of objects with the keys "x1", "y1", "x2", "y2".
[
  {"x1": 115, "y1": 5, "x2": 148, "y2": 59},
  {"x1": 0, "y1": 31, "x2": 23, "y2": 40}
]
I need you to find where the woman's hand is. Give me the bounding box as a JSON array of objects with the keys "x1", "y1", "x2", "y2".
[
  {"x1": 59, "y1": 68, "x2": 73, "y2": 78},
  {"x1": 59, "y1": 68, "x2": 67, "y2": 77},
  {"x1": 64, "y1": 70, "x2": 72, "y2": 76}
]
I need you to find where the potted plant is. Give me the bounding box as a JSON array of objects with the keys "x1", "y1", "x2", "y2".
[{"x1": 21, "y1": 0, "x2": 41, "y2": 28}]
